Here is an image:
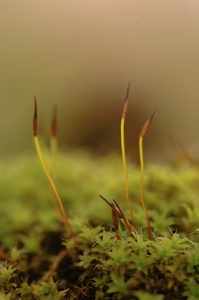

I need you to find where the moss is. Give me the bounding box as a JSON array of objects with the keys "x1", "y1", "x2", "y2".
[{"x1": 0, "y1": 152, "x2": 199, "y2": 299}]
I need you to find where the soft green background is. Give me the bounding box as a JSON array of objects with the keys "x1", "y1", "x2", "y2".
[{"x1": 1, "y1": 0, "x2": 199, "y2": 161}]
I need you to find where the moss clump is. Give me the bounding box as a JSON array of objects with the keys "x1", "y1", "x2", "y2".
[{"x1": 0, "y1": 152, "x2": 199, "y2": 299}]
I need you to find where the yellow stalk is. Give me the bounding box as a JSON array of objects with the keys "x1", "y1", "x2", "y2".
[
  {"x1": 50, "y1": 105, "x2": 57, "y2": 170},
  {"x1": 120, "y1": 82, "x2": 136, "y2": 229},
  {"x1": 33, "y1": 98, "x2": 75, "y2": 238},
  {"x1": 139, "y1": 107, "x2": 156, "y2": 239}
]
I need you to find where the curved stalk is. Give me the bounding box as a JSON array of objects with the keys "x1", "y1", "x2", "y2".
[
  {"x1": 139, "y1": 107, "x2": 156, "y2": 239},
  {"x1": 120, "y1": 82, "x2": 136, "y2": 229},
  {"x1": 33, "y1": 98, "x2": 75, "y2": 238}
]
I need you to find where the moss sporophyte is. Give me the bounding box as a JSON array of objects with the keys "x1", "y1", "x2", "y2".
[{"x1": 0, "y1": 84, "x2": 198, "y2": 299}]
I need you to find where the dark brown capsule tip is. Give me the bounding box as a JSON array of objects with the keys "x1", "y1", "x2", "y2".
[
  {"x1": 125, "y1": 82, "x2": 131, "y2": 102},
  {"x1": 140, "y1": 106, "x2": 156, "y2": 138},
  {"x1": 99, "y1": 195, "x2": 112, "y2": 208},
  {"x1": 122, "y1": 82, "x2": 131, "y2": 118},
  {"x1": 33, "y1": 97, "x2": 38, "y2": 137}
]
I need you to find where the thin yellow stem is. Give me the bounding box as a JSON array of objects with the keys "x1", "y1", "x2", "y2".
[
  {"x1": 120, "y1": 82, "x2": 136, "y2": 229},
  {"x1": 34, "y1": 136, "x2": 75, "y2": 237},
  {"x1": 139, "y1": 136, "x2": 152, "y2": 239},
  {"x1": 33, "y1": 98, "x2": 75, "y2": 237},
  {"x1": 50, "y1": 105, "x2": 57, "y2": 169},
  {"x1": 139, "y1": 107, "x2": 156, "y2": 239}
]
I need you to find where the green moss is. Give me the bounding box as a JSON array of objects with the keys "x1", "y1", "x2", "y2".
[{"x1": 0, "y1": 152, "x2": 199, "y2": 299}]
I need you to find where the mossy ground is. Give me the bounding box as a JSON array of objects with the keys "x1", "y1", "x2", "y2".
[{"x1": 0, "y1": 151, "x2": 199, "y2": 299}]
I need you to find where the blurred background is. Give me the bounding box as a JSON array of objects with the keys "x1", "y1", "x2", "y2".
[{"x1": 1, "y1": 0, "x2": 199, "y2": 162}]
